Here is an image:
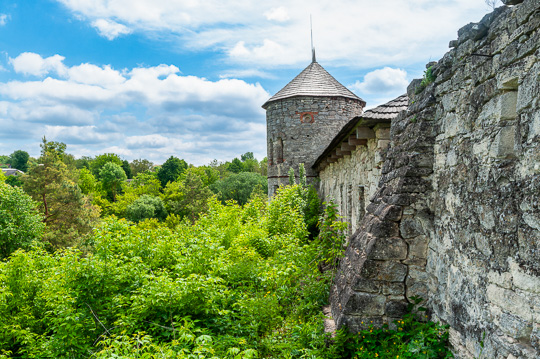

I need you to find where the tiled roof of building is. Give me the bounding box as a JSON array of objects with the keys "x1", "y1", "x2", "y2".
[
  {"x1": 312, "y1": 94, "x2": 408, "y2": 169},
  {"x1": 362, "y1": 94, "x2": 408, "y2": 120},
  {"x1": 262, "y1": 61, "x2": 365, "y2": 108},
  {"x1": 2, "y1": 168, "x2": 24, "y2": 176}
]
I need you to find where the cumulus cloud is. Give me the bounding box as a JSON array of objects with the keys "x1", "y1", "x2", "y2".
[
  {"x1": 350, "y1": 67, "x2": 409, "y2": 94},
  {"x1": 55, "y1": 0, "x2": 489, "y2": 67},
  {"x1": 0, "y1": 52, "x2": 270, "y2": 164},
  {"x1": 10, "y1": 53, "x2": 67, "y2": 77},
  {"x1": 91, "y1": 18, "x2": 131, "y2": 40},
  {"x1": 0, "y1": 14, "x2": 8, "y2": 26},
  {"x1": 264, "y1": 7, "x2": 290, "y2": 22},
  {"x1": 219, "y1": 69, "x2": 274, "y2": 79}
]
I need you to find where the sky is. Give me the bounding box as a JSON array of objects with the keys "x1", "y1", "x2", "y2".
[{"x1": 0, "y1": 0, "x2": 497, "y2": 165}]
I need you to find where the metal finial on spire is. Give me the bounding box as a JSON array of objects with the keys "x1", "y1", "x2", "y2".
[{"x1": 310, "y1": 15, "x2": 316, "y2": 63}]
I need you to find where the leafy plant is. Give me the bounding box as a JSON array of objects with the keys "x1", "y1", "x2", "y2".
[
  {"x1": 415, "y1": 66, "x2": 436, "y2": 94},
  {"x1": 345, "y1": 296, "x2": 453, "y2": 358}
]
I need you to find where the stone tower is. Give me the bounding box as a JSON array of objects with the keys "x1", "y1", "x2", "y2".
[{"x1": 263, "y1": 57, "x2": 365, "y2": 196}]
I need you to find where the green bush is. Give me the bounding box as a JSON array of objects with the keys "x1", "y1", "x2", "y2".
[
  {"x1": 0, "y1": 183, "x2": 45, "y2": 258},
  {"x1": 126, "y1": 195, "x2": 168, "y2": 222},
  {"x1": 211, "y1": 172, "x2": 267, "y2": 206}
]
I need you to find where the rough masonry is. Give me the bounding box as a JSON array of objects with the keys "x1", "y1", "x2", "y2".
[{"x1": 322, "y1": 1, "x2": 540, "y2": 358}]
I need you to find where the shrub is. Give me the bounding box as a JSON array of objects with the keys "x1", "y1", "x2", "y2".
[
  {"x1": 0, "y1": 183, "x2": 44, "y2": 258},
  {"x1": 126, "y1": 195, "x2": 168, "y2": 222}
]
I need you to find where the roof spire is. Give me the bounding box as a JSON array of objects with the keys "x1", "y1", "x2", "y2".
[{"x1": 310, "y1": 15, "x2": 316, "y2": 63}]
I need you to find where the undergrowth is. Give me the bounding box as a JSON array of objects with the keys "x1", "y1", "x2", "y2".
[{"x1": 0, "y1": 181, "x2": 452, "y2": 358}]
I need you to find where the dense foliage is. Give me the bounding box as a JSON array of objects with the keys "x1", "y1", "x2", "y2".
[
  {"x1": 0, "y1": 142, "x2": 453, "y2": 358},
  {"x1": 0, "y1": 186, "x2": 331, "y2": 358},
  {"x1": 0, "y1": 183, "x2": 44, "y2": 259}
]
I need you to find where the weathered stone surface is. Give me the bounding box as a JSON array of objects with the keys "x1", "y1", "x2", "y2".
[
  {"x1": 343, "y1": 292, "x2": 386, "y2": 316},
  {"x1": 368, "y1": 237, "x2": 407, "y2": 260},
  {"x1": 307, "y1": 3, "x2": 540, "y2": 358}
]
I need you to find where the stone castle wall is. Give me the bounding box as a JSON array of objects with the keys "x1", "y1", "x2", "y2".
[
  {"x1": 328, "y1": 1, "x2": 539, "y2": 357},
  {"x1": 319, "y1": 126, "x2": 390, "y2": 235},
  {"x1": 266, "y1": 96, "x2": 363, "y2": 196}
]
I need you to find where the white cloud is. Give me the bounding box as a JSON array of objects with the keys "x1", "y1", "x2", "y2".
[
  {"x1": 0, "y1": 52, "x2": 270, "y2": 164},
  {"x1": 0, "y1": 14, "x2": 8, "y2": 26},
  {"x1": 44, "y1": 125, "x2": 118, "y2": 144},
  {"x1": 91, "y1": 18, "x2": 131, "y2": 40},
  {"x1": 68, "y1": 64, "x2": 126, "y2": 86},
  {"x1": 10, "y1": 53, "x2": 67, "y2": 77},
  {"x1": 219, "y1": 69, "x2": 274, "y2": 79},
  {"x1": 125, "y1": 134, "x2": 170, "y2": 149},
  {"x1": 350, "y1": 67, "x2": 409, "y2": 94},
  {"x1": 264, "y1": 7, "x2": 290, "y2": 22},
  {"x1": 55, "y1": 0, "x2": 490, "y2": 67}
]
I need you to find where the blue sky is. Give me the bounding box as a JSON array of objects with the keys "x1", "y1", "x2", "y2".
[{"x1": 0, "y1": 0, "x2": 497, "y2": 165}]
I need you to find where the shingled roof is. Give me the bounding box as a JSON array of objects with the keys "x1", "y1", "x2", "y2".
[
  {"x1": 362, "y1": 94, "x2": 408, "y2": 121},
  {"x1": 312, "y1": 94, "x2": 408, "y2": 169},
  {"x1": 262, "y1": 61, "x2": 365, "y2": 108}
]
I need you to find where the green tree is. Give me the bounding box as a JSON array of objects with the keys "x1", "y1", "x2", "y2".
[
  {"x1": 78, "y1": 168, "x2": 102, "y2": 196},
  {"x1": 157, "y1": 156, "x2": 188, "y2": 187},
  {"x1": 99, "y1": 162, "x2": 127, "y2": 202},
  {"x1": 163, "y1": 170, "x2": 214, "y2": 222},
  {"x1": 211, "y1": 172, "x2": 267, "y2": 206},
  {"x1": 0, "y1": 155, "x2": 9, "y2": 167},
  {"x1": 130, "y1": 159, "x2": 154, "y2": 176},
  {"x1": 75, "y1": 156, "x2": 93, "y2": 169},
  {"x1": 228, "y1": 158, "x2": 244, "y2": 173},
  {"x1": 122, "y1": 160, "x2": 133, "y2": 179},
  {"x1": 126, "y1": 195, "x2": 167, "y2": 222},
  {"x1": 9, "y1": 150, "x2": 30, "y2": 172},
  {"x1": 91, "y1": 153, "x2": 123, "y2": 178},
  {"x1": 0, "y1": 183, "x2": 45, "y2": 258},
  {"x1": 240, "y1": 152, "x2": 254, "y2": 161},
  {"x1": 23, "y1": 139, "x2": 100, "y2": 249},
  {"x1": 0, "y1": 170, "x2": 5, "y2": 183},
  {"x1": 5, "y1": 175, "x2": 23, "y2": 187}
]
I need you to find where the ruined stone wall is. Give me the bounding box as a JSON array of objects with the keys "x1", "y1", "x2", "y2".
[
  {"x1": 319, "y1": 126, "x2": 390, "y2": 235},
  {"x1": 330, "y1": 1, "x2": 539, "y2": 357},
  {"x1": 427, "y1": 1, "x2": 540, "y2": 357},
  {"x1": 266, "y1": 96, "x2": 363, "y2": 196}
]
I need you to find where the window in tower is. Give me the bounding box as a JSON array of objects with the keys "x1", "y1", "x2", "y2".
[
  {"x1": 275, "y1": 137, "x2": 283, "y2": 163},
  {"x1": 268, "y1": 141, "x2": 274, "y2": 165}
]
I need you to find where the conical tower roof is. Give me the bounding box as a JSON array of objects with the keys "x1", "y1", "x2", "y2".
[{"x1": 262, "y1": 61, "x2": 365, "y2": 108}]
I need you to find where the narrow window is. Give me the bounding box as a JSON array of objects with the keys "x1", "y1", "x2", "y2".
[
  {"x1": 275, "y1": 137, "x2": 283, "y2": 164},
  {"x1": 358, "y1": 186, "x2": 365, "y2": 225},
  {"x1": 268, "y1": 141, "x2": 274, "y2": 165},
  {"x1": 348, "y1": 184, "x2": 353, "y2": 235}
]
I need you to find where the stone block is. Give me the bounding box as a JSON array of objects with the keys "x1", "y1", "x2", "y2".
[
  {"x1": 499, "y1": 91, "x2": 518, "y2": 120},
  {"x1": 368, "y1": 237, "x2": 408, "y2": 260},
  {"x1": 489, "y1": 125, "x2": 516, "y2": 158},
  {"x1": 352, "y1": 278, "x2": 380, "y2": 293},
  {"x1": 487, "y1": 284, "x2": 533, "y2": 321},
  {"x1": 360, "y1": 260, "x2": 408, "y2": 282},
  {"x1": 367, "y1": 217, "x2": 400, "y2": 238},
  {"x1": 382, "y1": 282, "x2": 405, "y2": 295},
  {"x1": 375, "y1": 127, "x2": 391, "y2": 140},
  {"x1": 497, "y1": 312, "x2": 533, "y2": 339},
  {"x1": 386, "y1": 300, "x2": 409, "y2": 317},
  {"x1": 377, "y1": 140, "x2": 390, "y2": 150},
  {"x1": 509, "y1": 259, "x2": 540, "y2": 294},
  {"x1": 406, "y1": 235, "x2": 429, "y2": 260},
  {"x1": 400, "y1": 217, "x2": 425, "y2": 238},
  {"x1": 374, "y1": 204, "x2": 403, "y2": 222},
  {"x1": 343, "y1": 292, "x2": 386, "y2": 316},
  {"x1": 356, "y1": 126, "x2": 376, "y2": 139}
]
